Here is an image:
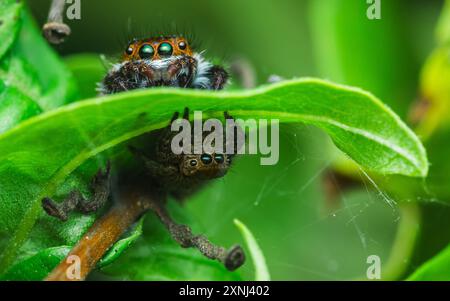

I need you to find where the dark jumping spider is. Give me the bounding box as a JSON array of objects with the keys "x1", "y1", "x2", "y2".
[
  {"x1": 131, "y1": 108, "x2": 239, "y2": 201},
  {"x1": 42, "y1": 36, "x2": 245, "y2": 271},
  {"x1": 99, "y1": 36, "x2": 229, "y2": 93},
  {"x1": 129, "y1": 108, "x2": 244, "y2": 270}
]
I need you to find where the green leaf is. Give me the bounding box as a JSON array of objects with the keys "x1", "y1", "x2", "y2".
[
  {"x1": 1, "y1": 213, "x2": 145, "y2": 280},
  {"x1": 98, "y1": 217, "x2": 145, "y2": 268},
  {"x1": 0, "y1": 246, "x2": 71, "y2": 281},
  {"x1": 234, "y1": 219, "x2": 270, "y2": 281},
  {"x1": 0, "y1": 0, "x2": 23, "y2": 60},
  {"x1": 0, "y1": 78, "x2": 427, "y2": 275},
  {"x1": 0, "y1": 51, "x2": 43, "y2": 103},
  {"x1": 414, "y1": 0, "x2": 450, "y2": 137},
  {"x1": 12, "y1": 12, "x2": 79, "y2": 110},
  {"x1": 436, "y1": 0, "x2": 450, "y2": 45},
  {"x1": 0, "y1": 3, "x2": 45, "y2": 135},
  {"x1": 0, "y1": 10, "x2": 80, "y2": 135},
  {"x1": 0, "y1": 10, "x2": 79, "y2": 114},
  {"x1": 416, "y1": 128, "x2": 450, "y2": 201},
  {"x1": 64, "y1": 54, "x2": 106, "y2": 99},
  {"x1": 407, "y1": 243, "x2": 450, "y2": 281},
  {"x1": 0, "y1": 85, "x2": 42, "y2": 134}
]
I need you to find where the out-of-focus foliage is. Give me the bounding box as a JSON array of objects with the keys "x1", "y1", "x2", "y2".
[
  {"x1": 234, "y1": 219, "x2": 270, "y2": 281},
  {"x1": 413, "y1": 0, "x2": 450, "y2": 138},
  {"x1": 309, "y1": 0, "x2": 418, "y2": 119},
  {"x1": 408, "y1": 243, "x2": 450, "y2": 280},
  {"x1": 0, "y1": 0, "x2": 22, "y2": 60}
]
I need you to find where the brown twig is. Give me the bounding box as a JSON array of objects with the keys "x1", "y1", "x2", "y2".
[
  {"x1": 43, "y1": 0, "x2": 71, "y2": 44},
  {"x1": 45, "y1": 188, "x2": 153, "y2": 281}
]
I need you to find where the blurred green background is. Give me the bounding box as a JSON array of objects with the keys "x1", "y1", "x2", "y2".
[{"x1": 25, "y1": 0, "x2": 450, "y2": 280}]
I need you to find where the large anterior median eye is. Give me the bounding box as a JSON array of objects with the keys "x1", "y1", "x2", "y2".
[
  {"x1": 200, "y1": 154, "x2": 213, "y2": 165},
  {"x1": 139, "y1": 44, "x2": 154, "y2": 59},
  {"x1": 158, "y1": 42, "x2": 173, "y2": 57}
]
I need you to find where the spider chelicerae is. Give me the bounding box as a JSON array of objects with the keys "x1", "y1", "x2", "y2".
[{"x1": 42, "y1": 36, "x2": 246, "y2": 271}]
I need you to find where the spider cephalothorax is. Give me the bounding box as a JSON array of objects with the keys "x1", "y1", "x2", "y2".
[
  {"x1": 99, "y1": 36, "x2": 229, "y2": 94},
  {"x1": 130, "y1": 109, "x2": 239, "y2": 201}
]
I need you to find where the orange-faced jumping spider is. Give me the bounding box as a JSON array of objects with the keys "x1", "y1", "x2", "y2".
[{"x1": 99, "y1": 36, "x2": 229, "y2": 93}]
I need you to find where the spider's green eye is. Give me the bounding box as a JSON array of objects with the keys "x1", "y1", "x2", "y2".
[
  {"x1": 139, "y1": 44, "x2": 154, "y2": 59},
  {"x1": 200, "y1": 154, "x2": 212, "y2": 165},
  {"x1": 158, "y1": 42, "x2": 173, "y2": 57},
  {"x1": 189, "y1": 159, "x2": 198, "y2": 167},
  {"x1": 214, "y1": 154, "x2": 224, "y2": 164}
]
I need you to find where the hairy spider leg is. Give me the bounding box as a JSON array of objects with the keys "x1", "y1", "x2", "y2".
[
  {"x1": 224, "y1": 111, "x2": 245, "y2": 157},
  {"x1": 149, "y1": 198, "x2": 245, "y2": 271},
  {"x1": 42, "y1": 162, "x2": 111, "y2": 221},
  {"x1": 207, "y1": 65, "x2": 229, "y2": 90}
]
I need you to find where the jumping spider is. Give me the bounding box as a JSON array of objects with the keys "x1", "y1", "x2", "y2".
[
  {"x1": 42, "y1": 36, "x2": 246, "y2": 271},
  {"x1": 131, "y1": 108, "x2": 239, "y2": 201},
  {"x1": 99, "y1": 36, "x2": 229, "y2": 93}
]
